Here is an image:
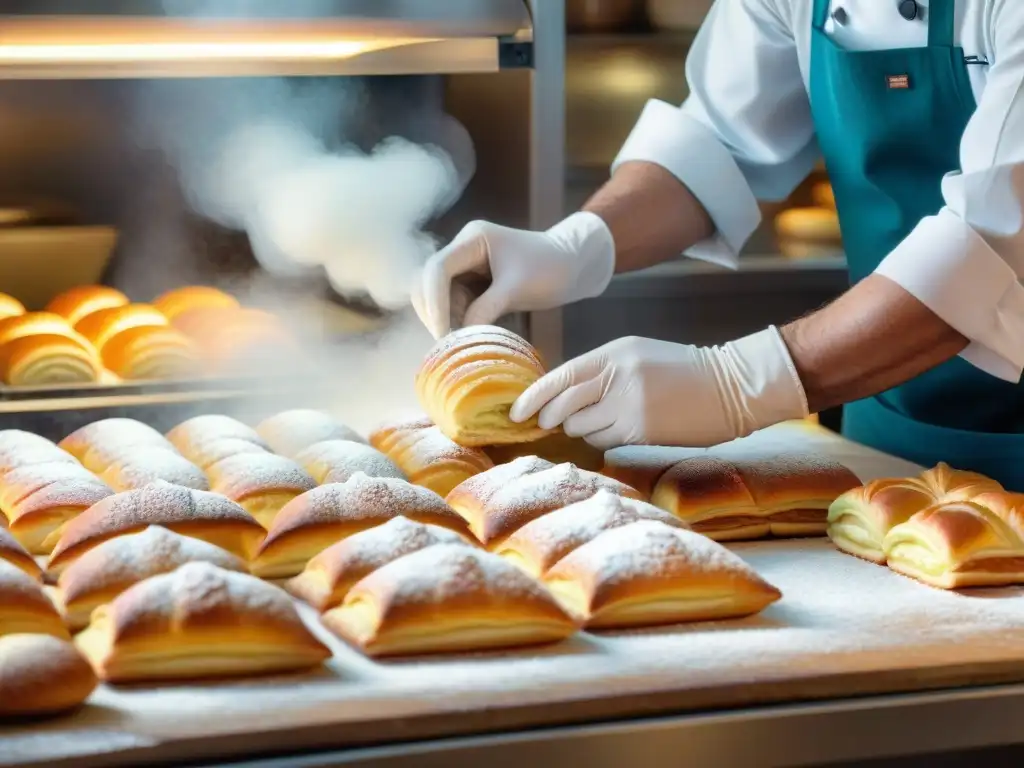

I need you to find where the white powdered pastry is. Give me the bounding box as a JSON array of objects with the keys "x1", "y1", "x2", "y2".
[
  {"x1": 102, "y1": 448, "x2": 210, "y2": 492},
  {"x1": 257, "y1": 409, "x2": 367, "y2": 457},
  {"x1": 0, "y1": 461, "x2": 103, "y2": 509},
  {"x1": 401, "y1": 426, "x2": 491, "y2": 467},
  {"x1": 0, "y1": 429, "x2": 63, "y2": 457},
  {"x1": 208, "y1": 453, "x2": 316, "y2": 497},
  {"x1": 63, "y1": 418, "x2": 169, "y2": 449},
  {"x1": 449, "y1": 455, "x2": 555, "y2": 499},
  {"x1": 294, "y1": 440, "x2": 405, "y2": 484},
  {"x1": 187, "y1": 437, "x2": 270, "y2": 470},
  {"x1": 168, "y1": 415, "x2": 267, "y2": 452},
  {"x1": 311, "y1": 516, "x2": 470, "y2": 574}
]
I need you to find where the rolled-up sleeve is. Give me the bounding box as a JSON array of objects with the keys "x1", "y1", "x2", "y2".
[
  {"x1": 875, "y1": 5, "x2": 1024, "y2": 382},
  {"x1": 612, "y1": 0, "x2": 817, "y2": 268}
]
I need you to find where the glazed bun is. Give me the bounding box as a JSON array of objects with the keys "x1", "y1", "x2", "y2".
[
  {"x1": 46, "y1": 285, "x2": 129, "y2": 327},
  {"x1": 0, "y1": 312, "x2": 94, "y2": 353},
  {"x1": 74, "y1": 304, "x2": 168, "y2": 353},
  {"x1": 0, "y1": 333, "x2": 101, "y2": 386},
  {"x1": 100, "y1": 324, "x2": 200, "y2": 380}
]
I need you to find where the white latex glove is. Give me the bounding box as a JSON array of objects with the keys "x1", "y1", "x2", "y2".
[
  {"x1": 509, "y1": 327, "x2": 809, "y2": 450},
  {"x1": 411, "y1": 212, "x2": 616, "y2": 339}
]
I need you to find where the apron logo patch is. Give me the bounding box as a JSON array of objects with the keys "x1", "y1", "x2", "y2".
[{"x1": 887, "y1": 74, "x2": 911, "y2": 89}]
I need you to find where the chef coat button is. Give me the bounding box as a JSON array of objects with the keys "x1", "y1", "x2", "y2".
[
  {"x1": 898, "y1": 0, "x2": 918, "y2": 20},
  {"x1": 832, "y1": 7, "x2": 849, "y2": 25}
]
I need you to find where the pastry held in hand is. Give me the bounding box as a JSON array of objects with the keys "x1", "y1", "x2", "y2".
[
  {"x1": 828, "y1": 462, "x2": 1004, "y2": 564},
  {"x1": 543, "y1": 520, "x2": 782, "y2": 628},
  {"x1": 416, "y1": 325, "x2": 554, "y2": 447},
  {"x1": 55, "y1": 526, "x2": 248, "y2": 631},
  {"x1": 0, "y1": 634, "x2": 97, "y2": 718},
  {"x1": 322, "y1": 544, "x2": 577, "y2": 657},
  {"x1": 0, "y1": 526, "x2": 41, "y2": 580},
  {"x1": 208, "y1": 453, "x2": 316, "y2": 529},
  {"x1": 0, "y1": 560, "x2": 68, "y2": 638},
  {"x1": 257, "y1": 409, "x2": 366, "y2": 458},
  {"x1": 60, "y1": 418, "x2": 176, "y2": 472},
  {"x1": 294, "y1": 439, "x2": 405, "y2": 485},
  {"x1": 75, "y1": 562, "x2": 330, "y2": 682},
  {"x1": 252, "y1": 473, "x2": 472, "y2": 579},
  {"x1": 446, "y1": 456, "x2": 644, "y2": 548},
  {"x1": 497, "y1": 490, "x2": 687, "y2": 578},
  {"x1": 651, "y1": 453, "x2": 860, "y2": 541},
  {"x1": 47, "y1": 482, "x2": 265, "y2": 576},
  {"x1": 286, "y1": 516, "x2": 473, "y2": 611}
]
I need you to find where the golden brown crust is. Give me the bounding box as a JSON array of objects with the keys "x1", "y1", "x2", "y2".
[
  {"x1": 45, "y1": 285, "x2": 129, "y2": 327},
  {"x1": 483, "y1": 431, "x2": 605, "y2": 472},
  {"x1": 294, "y1": 440, "x2": 405, "y2": 485},
  {"x1": 0, "y1": 292, "x2": 26, "y2": 321},
  {"x1": 0, "y1": 560, "x2": 69, "y2": 638},
  {"x1": 100, "y1": 324, "x2": 200, "y2": 380},
  {"x1": 152, "y1": 285, "x2": 239, "y2": 321},
  {"x1": 0, "y1": 526, "x2": 41, "y2": 580},
  {"x1": 321, "y1": 544, "x2": 577, "y2": 657},
  {"x1": 257, "y1": 409, "x2": 366, "y2": 458},
  {"x1": 6, "y1": 476, "x2": 113, "y2": 555},
  {"x1": 0, "y1": 634, "x2": 97, "y2": 717},
  {"x1": 0, "y1": 312, "x2": 94, "y2": 352},
  {"x1": 74, "y1": 304, "x2": 168, "y2": 353},
  {"x1": 0, "y1": 334, "x2": 102, "y2": 386},
  {"x1": 600, "y1": 446, "x2": 703, "y2": 499},
  {"x1": 207, "y1": 453, "x2": 317, "y2": 529}
]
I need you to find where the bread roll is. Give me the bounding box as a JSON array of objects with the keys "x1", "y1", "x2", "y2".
[
  {"x1": 207, "y1": 453, "x2": 317, "y2": 529},
  {"x1": 166, "y1": 414, "x2": 270, "y2": 464},
  {"x1": 322, "y1": 544, "x2": 577, "y2": 657},
  {"x1": 46, "y1": 483, "x2": 265, "y2": 576},
  {"x1": 496, "y1": 490, "x2": 688, "y2": 578},
  {"x1": 74, "y1": 303, "x2": 168, "y2": 353},
  {"x1": 828, "y1": 463, "x2": 1004, "y2": 563},
  {"x1": 0, "y1": 460, "x2": 97, "y2": 512},
  {"x1": 75, "y1": 562, "x2": 330, "y2": 681},
  {"x1": 46, "y1": 285, "x2": 129, "y2": 327},
  {"x1": 54, "y1": 526, "x2": 247, "y2": 631},
  {"x1": 0, "y1": 333, "x2": 101, "y2": 386},
  {"x1": 293, "y1": 440, "x2": 405, "y2": 485},
  {"x1": 484, "y1": 431, "x2": 605, "y2": 473},
  {"x1": 446, "y1": 456, "x2": 645, "y2": 548},
  {"x1": 650, "y1": 454, "x2": 860, "y2": 541},
  {"x1": 100, "y1": 324, "x2": 200, "y2": 380},
  {"x1": 251, "y1": 473, "x2": 473, "y2": 579},
  {"x1": 415, "y1": 325, "x2": 554, "y2": 446},
  {"x1": 257, "y1": 409, "x2": 366, "y2": 458},
  {"x1": 99, "y1": 448, "x2": 210, "y2": 493},
  {"x1": 286, "y1": 517, "x2": 473, "y2": 612},
  {"x1": 543, "y1": 520, "x2": 782, "y2": 628},
  {"x1": 0, "y1": 560, "x2": 68, "y2": 638},
  {"x1": 60, "y1": 418, "x2": 176, "y2": 472},
  {"x1": 601, "y1": 446, "x2": 705, "y2": 499},
  {"x1": 0, "y1": 312, "x2": 93, "y2": 352},
  {"x1": 0, "y1": 634, "x2": 97, "y2": 717},
  {"x1": 369, "y1": 419, "x2": 494, "y2": 498},
  {"x1": 0, "y1": 526, "x2": 41, "y2": 580},
  {"x1": 0, "y1": 292, "x2": 25, "y2": 321},
  {"x1": 2, "y1": 471, "x2": 113, "y2": 555},
  {"x1": 181, "y1": 437, "x2": 270, "y2": 471},
  {"x1": 153, "y1": 285, "x2": 239, "y2": 321}
]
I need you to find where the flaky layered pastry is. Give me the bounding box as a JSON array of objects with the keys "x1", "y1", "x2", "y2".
[
  {"x1": 0, "y1": 634, "x2": 97, "y2": 718},
  {"x1": 99, "y1": 447, "x2": 210, "y2": 493},
  {"x1": 60, "y1": 418, "x2": 176, "y2": 472},
  {"x1": 180, "y1": 437, "x2": 269, "y2": 471},
  {"x1": 446, "y1": 456, "x2": 645, "y2": 548},
  {"x1": 257, "y1": 409, "x2": 366, "y2": 458},
  {"x1": 152, "y1": 285, "x2": 239, "y2": 321},
  {"x1": 543, "y1": 520, "x2": 782, "y2": 628},
  {"x1": 293, "y1": 439, "x2": 405, "y2": 485},
  {"x1": 368, "y1": 418, "x2": 493, "y2": 497},
  {"x1": 0, "y1": 526, "x2": 41, "y2": 580},
  {"x1": 484, "y1": 431, "x2": 606, "y2": 473},
  {"x1": 286, "y1": 516, "x2": 473, "y2": 611},
  {"x1": 46, "y1": 285, "x2": 129, "y2": 327},
  {"x1": 415, "y1": 325, "x2": 554, "y2": 447},
  {"x1": 100, "y1": 324, "x2": 200, "y2": 380},
  {"x1": 322, "y1": 544, "x2": 577, "y2": 657},
  {"x1": 55, "y1": 525, "x2": 248, "y2": 631},
  {"x1": 74, "y1": 303, "x2": 168, "y2": 353},
  {"x1": 827, "y1": 463, "x2": 1003, "y2": 564},
  {"x1": 650, "y1": 453, "x2": 860, "y2": 541},
  {"x1": 497, "y1": 490, "x2": 687, "y2": 578},
  {"x1": 0, "y1": 333, "x2": 101, "y2": 386},
  {"x1": 601, "y1": 446, "x2": 704, "y2": 499},
  {"x1": 0, "y1": 560, "x2": 68, "y2": 638},
  {"x1": 3, "y1": 472, "x2": 113, "y2": 555},
  {"x1": 75, "y1": 562, "x2": 331, "y2": 682},
  {"x1": 47, "y1": 482, "x2": 266, "y2": 576},
  {"x1": 207, "y1": 453, "x2": 317, "y2": 529},
  {"x1": 0, "y1": 312, "x2": 95, "y2": 352},
  {"x1": 166, "y1": 414, "x2": 270, "y2": 464},
  {"x1": 251, "y1": 473, "x2": 473, "y2": 579}
]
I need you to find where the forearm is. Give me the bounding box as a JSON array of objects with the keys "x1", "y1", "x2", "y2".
[
  {"x1": 583, "y1": 161, "x2": 715, "y2": 274},
  {"x1": 780, "y1": 275, "x2": 968, "y2": 413}
]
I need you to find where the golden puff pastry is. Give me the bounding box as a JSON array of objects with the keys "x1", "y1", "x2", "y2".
[
  {"x1": 46, "y1": 285, "x2": 129, "y2": 327},
  {"x1": 0, "y1": 526, "x2": 41, "y2": 580},
  {"x1": 483, "y1": 431, "x2": 605, "y2": 473},
  {"x1": 368, "y1": 418, "x2": 493, "y2": 498},
  {"x1": 286, "y1": 516, "x2": 473, "y2": 612},
  {"x1": 251, "y1": 473, "x2": 473, "y2": 579},
  {"x1": 46, "y1": 483, "x2": 266, "y2": 576},
  {"x1": 293, "y1": 440, "x2": 405, "y2": 485},
  {"x1": 543, "y1": 520, "x2": 782, "y2": 629},
  {"x1": 496, "y1": 490, "x2": 688, "y2": 578},
  {"x1": 99, "y1": 447, "x2": 210, "y2": 493},
  {"x1": 415, "y1": 325, "x2": 554, "y2": 447},
  {"x1": 75, "y1": 562, "x2": 331, "y2": 682},
  {"x1": 256, "y1": 409, "x2": 366, "y2": 458},
  {"x1": 4, "y1": 473, "x2": 113, "y2": 555},
  {"x1": 601, "y1": 446, "x2": 708, "y2": 499},
  {"x1": 152, "y1": 285, "x2": 240, "y2": 321},
  {"x1": 74, "y1": 303, "x2": 168, "y2": 354},
  {"x1": 0, "y1": 560, "x2": 68, "y2": 638},
  {"x1": 0, "y1": 312, "x2": 94, "y2": 352},
  {"x1": 207, "y1": 453, "x2": 316, "y2": 529},
  {"x1": 651, "y1": 454, "x2": 860, "y2": 541},
  {"x1": 100, "y1": 324, "x2": 200, "y2": 381},
  {"x1": 59, "y1": 418, "x2": 176, "y2": 472},
  {"x1": 446, "y1": 456, "x2": 645, "y2": 549},
  {"x1": 0, "y1": 429, "x2": 81, "y2": 476},
  {"x1": 0, "y1": 333, "x2": 102, "y2": 386},
  {"x1": 321, "y1": 544, "x2": 577, "y2": 657},
  {"x1": 0, "y1": 634, "x2": 97, "y2": 718},
  {"x1": 166, "y1": 414, "x2": 270, "y2": 465},
  {"x1": 54, "y1": 525, "x2": 248, "y2": 631},
  {"x1": 828, "y1": 463, "x2": 1004, "y2": 564},
  {"x1": 0, "y1": 292, "x2": 25, "y2": 321}
]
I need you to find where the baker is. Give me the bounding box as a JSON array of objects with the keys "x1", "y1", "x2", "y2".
[{"x1": 412, "y1": 0, "x2": 1024, "y2": 489}]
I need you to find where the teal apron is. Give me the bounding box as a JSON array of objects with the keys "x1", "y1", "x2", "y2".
[{"x1": 809, "y1": 0, "x2": 1024, "y2": 489}]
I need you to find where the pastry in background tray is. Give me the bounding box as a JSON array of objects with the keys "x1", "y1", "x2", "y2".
[
  {"x1": 0, "y1": 526, "x2": 41, "y2": 580},
  {"x1": 483, "y1": 430, "x2": 605, "y2": 473},
  {"x1": 251, "y1": 473, "x2": 473, "y2": 578},
  {"x1": 293, "y1": 439, "x2": 405, "y2": 485},
  {"x1": 74, "y1": 303, "x2": 169, "y2": 353},
  {"x1": 601, "y1": 445, "x2": 705, "y2": 499},
  {"x1": 496, "y1": 490, "x2": 687, "y2": 578},
  {"x1": 46, "y1": 482, "x2": 265, "y2": 576},
  {"x1": 0, "y1": 292, "x2": 25, "y2": 321},
  {"x1": 542, "y1": 520, "x2": 782, "y2": 629},
  {"x1": 180, "y1": 308, "x2": 296, "y2": 375},
  {"x1": 257, "y1": 409, "x2": 367, "y2": 458},
  {"x1": 322, "y1": 544, "x2": 577, "y2": 657},
  {"x1": 0, "y1": 560, "x2": 68, "y2": 638},
  {"x1": 53, "y1": 525, "x2": 248, "y2": 631},
  {"x1": 99, "y1": 447, "x2": 210, "y2": 493},
  {"x1": 416, "y1": 325, "x2": 553, "y2": 447},
  {"x1": 286, "y1": 516, "x2": 473, "y2": 612},
  {"x1": 75, "y1": 562, "x2": 330, "y2": 682},
  {"x1": 446, "y1": 456, "x2": 644, "y2": 549},
  {"x1": 167, "y1": 414, "x2": 270, "y2": 464},
  {"x1": 651, "y1": 454, "x2": 860, "y2": 541},
  {"x1": 153, "y1": 285, "x2": 239, "y2": 321},
  {"x1": 100, "y1": 324, "x2": 200, "y2": 380},
  {"x1": 60, "y1": 418, "x2": 177, "y2": 472},
  {"x1": 207, "y1": 453, "x2": 316, "y2": 529},
  {"x1": 827, "y1": 463, "x2": 1004, "y2": 564},
  {"x1": 0, "y1": 333, "x2": 102, "y2": 386},
  {"x1": 0, "y1": 312, "x2": 94, "y2": 351},
  {"x1": 46, "y1": 285, "x2": 129, "y2": 327},
  {"x1": 0, "y1": 633, "x2": 97, "y2": 718},
  {"x1": 369, "y1": 417, "x2": 494, "y2": 497}
]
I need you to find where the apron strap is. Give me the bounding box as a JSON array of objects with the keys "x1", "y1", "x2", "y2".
[
  {"x1": 928, "y1": 0, "x2": 955, "y2": 48},
  {"x1": 812, "y1": 0, "x2": 831, "y2": 31}
]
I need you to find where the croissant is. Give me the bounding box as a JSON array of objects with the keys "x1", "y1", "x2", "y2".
[
  {"x1": 60, "y1": 418, "x2": 177, "y2": 472},
  {"x1": 75, "y1": 562, "x2": 331, "y2": 681},
  {"x1": 0, "y1": 333, "x2": 101, "y2": 386},
  {"x1": 321, "y1": 544, "x2": 577, "y2": 657},
  {"x1": 46, "y1": 285, "x2": 129, "y2": 327},
  {"x1": 293, "y1": 439, "x2": 405, "y2": 485},
  {"x1": 0, "y1": 526, "x2": 41, "y2": 580},
  {"x1": 100, "y1": 324, "x2": 200, "y2": 380},
  {"x1": 0, "y1": 559, "x2": 68, "y2": 638},
  {"x1": 74, "y1": 304, "x2": 168, "y2": 354},
  {"x1": 0, "y1": 312, "x2": 94, "y2": 352},
  {"x1": 207, "y1": 453, "x2": 317, "y2": 529},
  {"x1": 415, "y1": 325, "x2": 554, "y2": 447},
  {"x1": 0, "y1": 634, "x2": 97, "y2": 717},
  {"x1": 152, "y1": 285, "x2": 239, "y2": 321},
  {"x1": 257, "y1": 409, "x2": 366, "y2": 458}
]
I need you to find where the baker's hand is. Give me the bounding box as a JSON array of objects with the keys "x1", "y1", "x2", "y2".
[
  {"x1": 509, "y1": 328, "x2": 809, "y2": 450},
  {"x1": 411, "y1": 212, "x2": 616, "y2": 339}
]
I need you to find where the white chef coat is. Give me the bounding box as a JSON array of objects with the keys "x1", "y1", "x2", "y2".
[{"x1": 613, "y1": 0, "x2": 1024, "y2": 382}]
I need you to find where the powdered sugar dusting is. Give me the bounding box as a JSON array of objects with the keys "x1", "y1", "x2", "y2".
[
  {"x1": 0, "y1": 429, "x2": 62, "y2": 457},
  {"x1": 0, "y1": 559, "x2": 51, "y2": 609},
  {"x1": 400, "y1": 427, "x2": 493, "y2": 470},
  {"x1": 167, "y1": 415, "x2": 266, "y2": 454},
  {"x1": 187, "y1": 438, "x2": 270, "y2": 469},
  {"x1": 448, "y1": 456, "x2": 555, "y2": 503},
  {"x1": 257, "y1": 410, "x2": 366, "y2": 457},
  {"x1": 0, "y1": 462, "x2": 98, "y2": 507},
  {"x1": 13, "y1": 478, "x2": 112, "y2": 519},
  {"x1": 295, "y1": 440, "x2": 405, "y2": 484},
  {"x1": 209, "y1": 453, "x2": 316, "y2": 499},
  {"x1": 102, "y1": 449, "x2": 209, "y2": 492},
  {"x1": 0, "y1": 633, "x2": 91, "y2": 700}
]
